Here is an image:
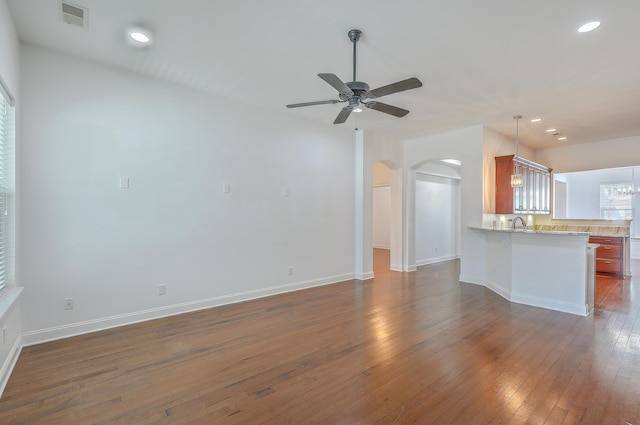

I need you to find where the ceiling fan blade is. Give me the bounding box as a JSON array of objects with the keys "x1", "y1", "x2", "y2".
[
  {"x1": 286, "y1": 100, "x2": 341, "y2": 108},
  {"x1": 365, "y1": 101, "x2": 409, "y2": 117},
  {"x1": 369, "y1": 77, "x2": 422, "y2": 98},
  {"x1": 333, "y1": 107, "x2": 352, "y2": 124},
  {"x1": 318, "y1": 73, "x2": 354, "y2": 96}
]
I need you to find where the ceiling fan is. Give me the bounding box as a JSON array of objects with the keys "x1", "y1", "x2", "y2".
[{"x1": 286, "y1": 29, "x2": 423, "y2": 124}]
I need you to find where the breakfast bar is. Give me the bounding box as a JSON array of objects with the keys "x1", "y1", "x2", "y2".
[{"x1": 468, "y1": 227, "x2": 597, "y2": 316}]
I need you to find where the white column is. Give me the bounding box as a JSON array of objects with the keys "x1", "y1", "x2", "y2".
[
  {"x1": 354, "y1": 129, "x2": 374, "y2": 280},
  {"x1": 403, "y1": 167, "x2": 417, "y2": 272},
  {"x1": 389, "y1": 167, "x2": 404, "y2": 271}
]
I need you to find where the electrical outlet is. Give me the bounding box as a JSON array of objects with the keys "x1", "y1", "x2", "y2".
[
  {"x1": 288, "y1": 267, "x2": 294, "y2": 275},
  {"x1": 64, "y1": 298, "x2": 74, "y2": 310},
  {"x1": 159, "y1": 284, "x2": 167, "y2": 295}
]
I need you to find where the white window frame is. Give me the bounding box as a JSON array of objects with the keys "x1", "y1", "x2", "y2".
[{"x1": 0, "y1": 81, "x2": 14, "y2": 297}]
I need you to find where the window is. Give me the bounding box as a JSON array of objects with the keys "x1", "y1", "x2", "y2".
[
  {"x1": 600, "y1": 182, "x2": 633, "y2": 220},
  {"x1": 0, "y1": 90, "x2": 13, "y2": 296}
]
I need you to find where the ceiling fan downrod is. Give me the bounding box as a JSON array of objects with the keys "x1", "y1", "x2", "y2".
[{"x1": 348, "y1": 29, "x2": 362, "y2": 82}]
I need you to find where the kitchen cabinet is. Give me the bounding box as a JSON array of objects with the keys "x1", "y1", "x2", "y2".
[
  {"x1": 589, "y1": 236, "x2": 624, "y2": 276},
  {"x1": 495, "y1": 155, "x2": 552, "y2": 214}
]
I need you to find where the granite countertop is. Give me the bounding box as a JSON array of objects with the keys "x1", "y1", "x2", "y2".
[
  {"x1": 468, "y1": 226, "x2": 591, "y2": 236},
  {"x1": 532, "y1": 224, "x2": 629, "y2": 237}
]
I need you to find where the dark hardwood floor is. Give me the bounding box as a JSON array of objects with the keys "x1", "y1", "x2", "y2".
[{"x1": 1, "y1": 250, "x2": 639, "y2": 424}]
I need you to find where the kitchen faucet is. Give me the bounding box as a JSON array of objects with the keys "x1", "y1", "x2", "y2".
[{"x1": 512, "y1": 216, "x2": 527, "y2": 230}]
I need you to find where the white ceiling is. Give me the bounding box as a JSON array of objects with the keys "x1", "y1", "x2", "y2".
[{"x1": 7, "y1": 0, "x2": 640, "y2": 149}]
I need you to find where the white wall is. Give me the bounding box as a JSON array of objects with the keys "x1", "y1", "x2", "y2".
[
  {"x1": 19, "y1": 45, "x2": 356, "y2": 344},
  {"x1": 372, "y1": 186, "x2": 390, "y2": 249},
  {"x1": 404, "y1": 125, "x2": 485, "y2": 282},
  {"x1": 415, "y1": 173, "x2": 460, "y2": 265},
  {"x1": 536, "y1": 135, "x2": 640, "y2": 173},
  {"x1": 0, "y1": 0, "x2": 21, "y2": 397},
  {"x1": 557, "y1": 167, "x2": 631, "y2": 219}
]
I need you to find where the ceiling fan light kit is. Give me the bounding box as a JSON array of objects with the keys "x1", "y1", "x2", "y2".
[{"x1": 286, "y1": 29, "x2": 422, "y2": 124}]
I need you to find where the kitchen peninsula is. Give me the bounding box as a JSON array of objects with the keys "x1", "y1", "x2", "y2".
[{"x1": 468, "y1": 227, "x2": 596, "y2": 316}]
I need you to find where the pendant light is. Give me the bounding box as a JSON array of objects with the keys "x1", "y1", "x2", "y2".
[{"x1": 511, "y1": 115, "x2": 523, "y2": 188}]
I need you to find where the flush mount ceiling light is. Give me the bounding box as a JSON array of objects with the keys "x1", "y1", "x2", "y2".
[
  {"x1": 530, "y1": 118, "x2": 542, "y2": 123},
  {"x1": 127, "y1": 26, "x2": 153, "y2": 47},
  {"x1": 578, "y1": 21, "x2": 601, "y2": 33},
  {"x1": 558, "y1": 136, "x2": 567, "y2": 141},
  {"x1": 546, "y1": 128, "x2": 557, "y2": 132}
]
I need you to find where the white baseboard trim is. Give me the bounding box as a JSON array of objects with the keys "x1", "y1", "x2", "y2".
[
  {"x1": 22, "y1": 272, "x2": 355, "y2": 347},
  {"x1": 389, "y1": 264, "x2": 417, "y2": 272},
  {"x1": 416, "y1": 255, "x2": 459, "y2": 267},
  {"x1": 484, "y1": 279, "x2": 511, "y2": 301},
  {"x1": 470, "y1": 278, "x2": 588, "y2": 317},
  {"x1": 511, "y1": 292, "x2": 587, "y2": 317},
  {"x1": 0, "y1": 334, "x2": 22, "y2": 399},
  {"x1": 458, "y1": 274, "x2": 485, "y2": 285},
  {"x1": 355, "y1": 271, "x2": 375, "y2": 280}
]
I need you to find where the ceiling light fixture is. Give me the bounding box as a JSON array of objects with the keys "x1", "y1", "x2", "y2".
[
  {"x1": 558, "y1": 136, "x2": 567, "y2": 141},
  {"x1": 546, "y1": 128, "x2": 556, "y2": 132},
  {"x1": 511, "y1": 115, "x2": 523, "y2": 188},
  {"x1": 353, "y1": 107, "x2": 363, "y2": 113},
  {"x1": 530, "y1": 118, "x2": 542, "y2": 123},
  {"x1": 127, "y1": 26, "x2": 153, "y2": 46},
  {"x1": 578, "y1": 21, "x2": 601, "y2": 33},
  {"x1": 130, "y1": 32, "x2": 150, "y2": 43}
]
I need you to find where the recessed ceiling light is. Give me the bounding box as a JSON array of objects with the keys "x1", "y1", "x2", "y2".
[
  {"x1": 578, "y1": 21, "x2": 601, "y2": 33},
  {"x1": 130, "y1": 32, "x2": 150, "y2": 43},
  {"x1": 530, "y1": 118, "x2": 542, "y2": 123},
  {"x1": 127, "y1": 26, "x2": 153, "y2": 46},
  {"x1": 558, "y1": 136, "x2": 567, "y2": 141},
  {"x1": 546, "y1": 128, "x2": 556, "y2": 132}
]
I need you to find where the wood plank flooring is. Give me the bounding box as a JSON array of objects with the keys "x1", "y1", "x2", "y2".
[{"x1": 1, "y1": 250, "x2": 640, "y2": 424}]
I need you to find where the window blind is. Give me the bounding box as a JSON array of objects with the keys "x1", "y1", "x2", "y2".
[{"x1": 0, "y1": 92, "x2": 12, "y2": 296}]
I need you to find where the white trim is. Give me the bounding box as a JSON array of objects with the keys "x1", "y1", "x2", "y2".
[
  {"x1": 0, "y1": 334, "x2": 22, "y2": 398},
  {"x1": 355, "y1": 271, "x2": 375, "y2": 280},
  {"x1": 0, "y1": 287, "x2": 22, "y2": 322},
  {"x1": 470, "y1": 278, "x2": 588, "y2": 317},
  {"x1": 458, "y1": 274, "x2": 485, "y2": 285},
  {"x1": 0, "y1": 76, "x2": 14, "y2": 106},
  {"x1": 511, "y1": 291, "x2": 588, "y2": 316},
  {"x1": 390, "y1": 264, "x2": 403, "y2": 272},
  {"x1": 22, "y1": 273, "x2": 355, "y2": 346},
  {"x1": 484, "y1": 279, "x2": 511, "y2": 301},
  {"x1": 416, "y1": 254, "x2": 459, "y2": 267}
]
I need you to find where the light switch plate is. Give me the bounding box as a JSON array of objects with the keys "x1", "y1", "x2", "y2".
[{"x1": 120, "y1": 176, "x2": 130, "y2": 189}]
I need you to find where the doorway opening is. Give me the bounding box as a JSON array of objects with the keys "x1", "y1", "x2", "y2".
[
  {"x1": 414, "y1": 160, "x2": 461, "y2": 268},
  {"x1": 372, "y1": 161, "x2": 392, "y2": 274}
]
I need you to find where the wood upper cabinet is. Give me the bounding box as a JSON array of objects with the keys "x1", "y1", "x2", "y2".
[{"x1": 495, "y1": 155, "x2": 552, "y2": 214}]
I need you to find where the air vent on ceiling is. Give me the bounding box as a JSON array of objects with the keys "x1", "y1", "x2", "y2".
[{"x1": 61, "y1": 2, "x2": 88, "y2": 28}]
